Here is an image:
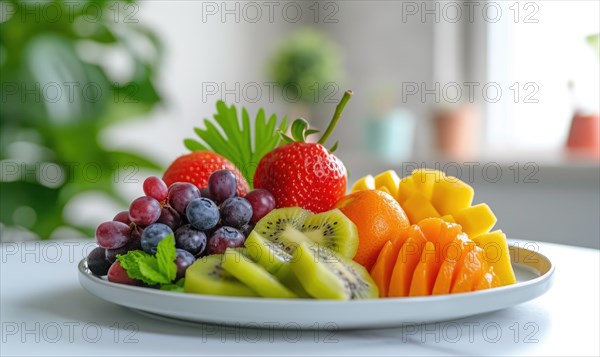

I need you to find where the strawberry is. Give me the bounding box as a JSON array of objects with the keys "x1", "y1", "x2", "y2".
[
  {"x1": 253, "y1": 90, "x2": 353, "y2": 213},
  {"x1": 163, "y1": 152, "x2": 249, "y2": 196}
]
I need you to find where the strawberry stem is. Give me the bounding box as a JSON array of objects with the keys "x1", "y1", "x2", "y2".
[{"x1": 318, "y1": 90, "x2": 353, "y2": 145}]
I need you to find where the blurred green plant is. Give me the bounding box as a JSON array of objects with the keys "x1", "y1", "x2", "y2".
[
  {"x1": 269, "y1": 28, "x2": 342, "y2": 104},
  {"x1": 586, "y1": 34, "x2": 599, "y2": 59},
  {"x1": 0, "y1": 0, "x2": 163, "y2": 239}
]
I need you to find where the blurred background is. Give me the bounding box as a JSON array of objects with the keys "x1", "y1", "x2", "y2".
[{"x1": 1, "y1": 0, "x2": 599, "y2": 248}]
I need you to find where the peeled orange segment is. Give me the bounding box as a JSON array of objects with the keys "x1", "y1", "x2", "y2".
[
  {"x1": 438, "y1": 221, "x2": 464, "y2": 251},
  {"x1": 409, "y1": 241, "x2": 440, "y2": 296},
  {"x1": 397, "y1": 177, "x2": 419, "y2": 204},
  {"x1": 472, "y1": 230, "x2": 516, "y2": 286},
  {"x1": 474, "y1": 269, "x2": 501, "y2": 291},
  {"x1": 417, "y1": 217, "x2": 444, "y2": 242},
  {"x1": 370, "y1": 241, "x2": 394, "y2": 297},
  {"x1": 432, "y1": 234, "x2": 470, "y2": 295},
  {"x1": 451, "y1": 247, "x2": 485, "y2": 293},
  {"x1": 374, "y1": 170, "x2": 401, "y2": 199},
  {"x1": 430, "y1": 176, "x2": 474, "y2": 216},
  {"x1": 351, "y1": 175, "x2": 376, "y2": 192},
  {"x1": 455, "y1": 203, "x2": 497, "y2": 237},
  {"x1": 411, "y1": 169, "x2": 445, "y2": 200},
  {"x1": 388, "y1": 227, "x2": 427, "y2": 297}
]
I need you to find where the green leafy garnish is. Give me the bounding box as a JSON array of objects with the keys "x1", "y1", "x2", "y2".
[
  {"x1": 116, "y1": 234, "x2": 180, "y2": 287},
  {"x1": 184, "y1": 101, "x2": 288, "y2": 186},
  {"x1": 160, "y1": 278, "x2": 185, "y2": 292}
]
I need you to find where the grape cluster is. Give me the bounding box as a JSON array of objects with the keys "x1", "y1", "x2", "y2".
[{"x1": 88, "y1": 170, "x2": 276, "y2": 286}]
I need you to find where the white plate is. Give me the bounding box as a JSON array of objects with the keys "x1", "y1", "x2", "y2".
[{"x1": 78, "y1": 243, "x2": 554, "y2": 329}]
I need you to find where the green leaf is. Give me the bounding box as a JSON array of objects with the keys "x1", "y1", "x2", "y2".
[
  {"x1": 117, "y1": 250, "x2": 152, "y2": 282},
  {"x1": 184, "y1": 139, "x2": 209, "y2": 152},
  {"x1": 330, "y1": 141, "x2": 339, "y2": 153},
  {"x1": 156, "y1": 234, "x2": 177, "y2": 282},
  {"x1": 160, "y1": 278, "x2": 185, "y2": 292},
  {"x1": 138, "y1": 256, "x2": 171, "y2": 284},
  {"x1": 187, "y1": 102, "x2": 289, "y2": 187},
  {"x1": 291, "y1": 118, "x2": 310, "y2": 142}
]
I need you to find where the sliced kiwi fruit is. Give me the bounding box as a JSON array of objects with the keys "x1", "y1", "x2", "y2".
[
  {"x1": 291, "y1": 242, "x2": 379, "y2": 300},
  {"x1": 254, "y1": 207, "x2": 358, "y2": 259},
  {"x1": 184, "y1": 254, "x2": 257, "y2": 297},
  {"x1": 244, "y1": 231, "x2": 311, "y2": 298},
  {"x1": 302, "y1": 209, "x2": 359, "y2": 258},
  {"x1": 221, "y1": 248, "x2": 298, "y2": 299}
]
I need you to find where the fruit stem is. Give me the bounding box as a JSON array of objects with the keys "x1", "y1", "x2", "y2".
[{"x1": 318, "y1": 90, "x2": 353, "y2": 145}]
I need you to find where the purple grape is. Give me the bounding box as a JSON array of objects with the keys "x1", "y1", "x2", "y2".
[
  {"x1": 156, "y1": 206, "x2": 182, "y2": 231},
  {"x1": 174, "y1": 249, "x2": 196, "y2": 280},
  {"x1": 206, "y1": 226, "x2": 245, "y2": 255},
  {"x1": 143, "y1": 176, "x2": 168, "y2": 201},
  {"x1": 199, "y1": 187, "x2": 212, "y2": 200},
  {"x1": 240, "y1": 222, "x2": 255, "y2": 238},
  {"x1": 113, "y1": 211, "x2": 131, "y2": 225},
  {"x1": 96, "y1": 221, "x2": 131, "y2": 249},
  {"x1": 168, "y1": 183, "x2": 201, "y2": 215},
  {"x1": 186, "y1": 198, "x2": 219, "y2": 231},
  {"x1": 175, "y1": 224, "x2": 207, "y2": 256},
  {"x1": 105, "y1": 226, "x2": 142, "y2": 263},
  {"x1": 141, "y1": 223, "x2": 174, "y2": 254},
  {"x1": 129, "y1": 196, "x2": 161, "y2": 226},
  {"x1": 108, "y1": 261, "x2": 141, "y2": 286},
  {"x1": 244, "y1": 189, "x2": 276, "y2": 223},
  {"x1": 220, "y1": 197, "x2": 253, "y2": 229},
  {"x1": 87, "y1": 247, "x2": 111, "y2": 276},
  {"x1": 208, "y1": 170, "x2": 237, "y2": 205}
]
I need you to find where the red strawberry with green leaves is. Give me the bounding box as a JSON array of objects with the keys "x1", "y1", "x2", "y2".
[
  {"x1": 253, "y1": 90, "x2": 353, "y2": 213},
  {"x1": 163, "y1": 152, "x2": 249, "y2": 196}
]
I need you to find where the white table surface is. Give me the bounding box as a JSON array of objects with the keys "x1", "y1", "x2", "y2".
[{"x1": 1, "y1": 239, "x2": 598, "y2": 356}]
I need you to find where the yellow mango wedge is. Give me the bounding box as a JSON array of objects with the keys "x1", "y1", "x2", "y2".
[
  {"x1": 471, "y1": 230, "x2": 516, "y2": 286},
  {"x1": 402, "y1": 194, "x2": 440, "y2": 224},
  {"x1": 351, "y1": 175, "x2": 376, "y2": 192},
  {"x1": 431, "y1": 176, "x2": 474, "y2": 216},
  {"x1": 455, "y1": 203, "x2": 497, "y2": 237},
  {"x1": 374, "y1": 170, "x2": 401, "y2": 199}
]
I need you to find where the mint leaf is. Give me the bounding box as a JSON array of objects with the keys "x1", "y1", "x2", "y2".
[
  {"x1": 117, "y1": 250, "x2": 151, "y2": 282},
  {"x1": 156, "y1": 234, "x2": 177, "y2": 282},
  {"x1": 160, "y1": 278, "x2": 185, "y2": 292},
  {"x1": 138, "y1": 256, "x2": 170, "y2": 284}
]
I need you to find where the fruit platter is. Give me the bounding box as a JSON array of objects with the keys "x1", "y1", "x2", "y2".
[{"x1": 78, "y1": 91, "x2": 554, "y2": 328}]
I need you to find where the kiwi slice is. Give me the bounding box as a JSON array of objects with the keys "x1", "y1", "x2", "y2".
[
  {"x1": 302, "y1": 209, "x2": 359, "y2": 258},
  {"x1": 221, "y1": 248, "x2": 298, "y2": 299},
  {"x1": 244, "y1": 231, "x2": 311, "y2": 298},
  {"x1": 291, "y1": 242, "x2": 379, "y2": 300},
  {"x1": 184, "y1": 254, "x2": 257, "y2": 297},
  {"x1": 254, "y1": 207, "x2": 358, "y2": 258}
]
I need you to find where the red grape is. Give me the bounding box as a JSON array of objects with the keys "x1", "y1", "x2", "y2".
[
  {"x1": 87, "y1": 247, "x2": 111, "y2": 276},
  {"x1": 143, "y1": 176, "x2": 168, "y2": 201},
  {"x1": 168, "y1": 182, "x2": 201, "y2": 215},
  {"x1": 244, "y1": 189, "x2": 276, "y2": 223},
  {"x1": 96, "y1": 221, "x2": 131, "y2": 249},
  {"x1": 208, "y1": 170, "x2": 237, "y2": 205},
  {"x1": 107, "y1": 261, "x2": 141, "y2": 286},
  {"x1": 129, "y1": 196, "x2": 161, "y2": 226},
  {"x1": 206, "y1": 226, "x2": 245, "y2": 254},
  {"x1": 113, "y1": 211, "x2": 131, "y2": 225}
]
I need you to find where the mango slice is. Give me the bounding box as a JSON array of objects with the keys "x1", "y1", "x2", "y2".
[
  {"x1": 398, "y1": 176, "x2": 419, "y2": 204},
  {"x1": 411, "y1": 169, "x2": 445, "y2": 200},
  {"x1": 374, "y1": 170, "x2": 401, "y2": 199},
  {"x1": 388, "y1": 227, "x2": 427, "y2": 297},
  {"x1": 431, "y1": 176, "x2": 474, "y2": 216},
  {"x1": 455, "y1": 203, "x2": 497, "y2": 237},
  {"x1": 471, "y1": 230, "x2": 516, "y2": 286},
  {"x1": 409, "y1": 241, "x2": 439, "y2": 296},
  {"x1": 403, "y1": 194, "x2": 440, "y2": 224},
  {"x1": 351, "y1": 175, "x2": 376, "y2": 192}
]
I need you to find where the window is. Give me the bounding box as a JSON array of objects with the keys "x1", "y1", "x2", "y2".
[{"x1": 486, "y1": 1, "x2": 599, "y2": 151}]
